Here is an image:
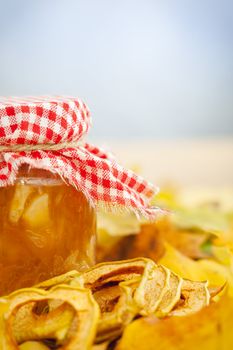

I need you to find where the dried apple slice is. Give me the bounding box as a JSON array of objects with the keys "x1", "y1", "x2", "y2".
[
  {"x1": 170, "y1": 279, "x2": 210, "y2": 316},
  {"x1": 134, "y1": 264, "x2": 170, "y2": 315},
  {"x1": 155, "y1": 271, "x2": 182, "y2": 317},
  {"x1": 9, "y1": 184, "x2": 34, "y2": 223},
  {"x1": 36, "y1": 270, "x2": 81, "y2": 291},
  {"x1": 96, "y1": 279, "x2": 139, "y2": 342},
  {"x1": 2, "y1": 285, "x2": 99, "y2": 350},
  {"x1": 13, "y1": 301, "x2": 75, "y2": 344},
  {"x1": 79, "y1": 259, "x2": 150, "y2": 343},
  {"x1": 208, "y1": 283, "x2": 226, "y2": 298},
  {"x1": 80, "y1": 258, "x2": 147, "y2": 290}
]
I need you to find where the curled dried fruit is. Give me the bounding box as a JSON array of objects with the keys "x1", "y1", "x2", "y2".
[
  {"x1": 79, "y1": 258, "x2": 147, "y2": 290},
  {"x1": 170, "y1": 279, "x2": 210, "y2": 316},
  {"x1": 134, "y1": 263, "x2": 170, "y2": 316},
  {"x1": 0, "y1": 258, "x2": 219, "y2": 348},
  {"x1": 2, "y1": 285, "x2": 99, "y2": 350},
  {"x1": 80, "y1": 258, "x2": 147, "y2": 342},
  {"x1": 36, "y1": 270, "x2": 81, "y2": 291},
  {"x1": 96, "y1": 279, "x2": 138, "y2": 342},
  {"x1": 155, "y1": 271, "x2": 182, "y2": 317}
]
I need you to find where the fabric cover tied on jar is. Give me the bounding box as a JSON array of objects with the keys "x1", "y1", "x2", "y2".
[{"x1": 0, "y1": 96, "x2": 162, "y2": 218}]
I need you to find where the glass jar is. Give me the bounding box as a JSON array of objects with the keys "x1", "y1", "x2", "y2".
[{"x1": 0, "y1": 165, "x2": 96, "y2": 295}]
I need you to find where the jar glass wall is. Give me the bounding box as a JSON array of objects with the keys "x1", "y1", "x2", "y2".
[{"x1": 0, "y1": 165, "x2": 96, "y2": 295}]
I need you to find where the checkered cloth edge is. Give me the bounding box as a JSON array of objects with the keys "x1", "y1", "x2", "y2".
[{"x1": 0, "y1": 96, "x2": 162, "y2": 218}]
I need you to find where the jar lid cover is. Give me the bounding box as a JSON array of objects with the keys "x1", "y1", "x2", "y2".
[{"x1": 0, "y1": 96, "x2": 163, "y2": 219}]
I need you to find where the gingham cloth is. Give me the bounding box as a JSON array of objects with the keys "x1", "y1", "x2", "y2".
[{"x1": 0, "y1": 96, "x2": 161, "y2": 218}]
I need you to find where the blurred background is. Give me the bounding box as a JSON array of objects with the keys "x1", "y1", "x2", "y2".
[{"x1": 0, "y1": 0, "x2": 233, "y2": 186}]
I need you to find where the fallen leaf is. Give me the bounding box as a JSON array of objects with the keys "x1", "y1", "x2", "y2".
[{"x1": 116, "y1": 293, "x2": 233, "y2": 350}]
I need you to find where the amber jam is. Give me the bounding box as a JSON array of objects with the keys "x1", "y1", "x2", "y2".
[{"x1": 0, "y1": 166, "x2": 96, "y2": 295}]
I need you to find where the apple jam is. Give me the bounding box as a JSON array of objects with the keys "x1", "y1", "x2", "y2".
[{"x1": 0, "y1": 166, "x2": 96, "y2": 295}]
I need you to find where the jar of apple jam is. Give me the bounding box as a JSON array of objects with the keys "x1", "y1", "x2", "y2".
[{"x1": 0, "y1": 165, "x2": 96, "y2": 295}]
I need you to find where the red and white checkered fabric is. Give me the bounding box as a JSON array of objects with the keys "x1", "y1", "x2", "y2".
[{"x1": 0, "y1": 96, "x2": 162, "y2": 218}]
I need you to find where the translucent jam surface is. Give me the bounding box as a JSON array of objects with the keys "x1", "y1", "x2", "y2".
[{"x1": 0, "y1": 167, "x2": 96, "y2": 295}]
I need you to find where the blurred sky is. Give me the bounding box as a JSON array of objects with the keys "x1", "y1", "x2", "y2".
[{"x1": 0, "y1": 0, "x2": 232, "y2": 140}]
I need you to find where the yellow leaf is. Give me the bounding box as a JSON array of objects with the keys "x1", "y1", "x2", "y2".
[
  {"x1": 117, "y1": 294, "x2": 233, "y2": 350},
  {"x1": 159, "y1": 242, "x2": 205, "y2": 281},
  {"x1": 159, "y1": 242, "x2": 233, "y2": 295},
  {"x1": 196, "y1": 259, "x2": 233, "y2": 295}
]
